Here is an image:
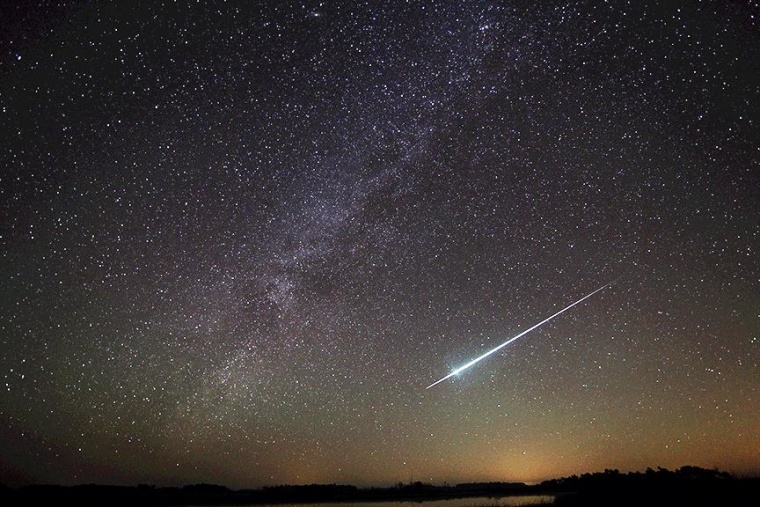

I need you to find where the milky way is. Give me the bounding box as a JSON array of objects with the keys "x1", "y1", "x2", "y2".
[{"x1": 1, "y1": 1, "x2": 758, "y2": 488}]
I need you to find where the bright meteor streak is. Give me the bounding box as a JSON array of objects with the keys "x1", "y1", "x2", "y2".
[{"x1": 425, "y1": 280, "x2": 618, "y2": 389}]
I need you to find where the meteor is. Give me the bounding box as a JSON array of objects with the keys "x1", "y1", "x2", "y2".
[{"x1": 425, "y1": 280, "x2": 617, "y2": 389}]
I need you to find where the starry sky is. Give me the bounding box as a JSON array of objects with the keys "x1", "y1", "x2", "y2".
[{"x1": 1, "y1": 0, "x2": 758, "y2": 489}]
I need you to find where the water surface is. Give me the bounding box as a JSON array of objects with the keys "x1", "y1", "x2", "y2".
[{"x1": 222, "y1": 496, "x2": 556, "y2": 507}]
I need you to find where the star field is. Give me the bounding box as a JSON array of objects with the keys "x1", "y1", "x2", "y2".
[{"x1": 1, "y1": 1, "x2": 758, "y2": 488}]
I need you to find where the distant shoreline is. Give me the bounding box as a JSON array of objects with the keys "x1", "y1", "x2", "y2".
[{"x1": 2, "y1": 466, "x2": 759, "y2": 506}]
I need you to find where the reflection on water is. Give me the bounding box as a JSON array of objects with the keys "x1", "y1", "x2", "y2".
[{"x1": 259, "y1": 496, "x2": 555, "y2": 507}]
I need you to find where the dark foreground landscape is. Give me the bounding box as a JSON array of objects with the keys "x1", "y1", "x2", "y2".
[{"x1": 1, "y1": 466, "x2": 758, "y2": 507}]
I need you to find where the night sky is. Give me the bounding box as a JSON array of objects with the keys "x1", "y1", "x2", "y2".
[{"x1": 1, "y1": 0, "x2": 758, "y2": 489}]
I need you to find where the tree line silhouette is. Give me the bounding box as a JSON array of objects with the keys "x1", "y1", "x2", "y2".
[{"x1": 1, "y1": 466, "x2": 757, "y2": 506}]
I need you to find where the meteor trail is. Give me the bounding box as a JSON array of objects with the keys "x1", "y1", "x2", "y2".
[{"x1": 425, "y1": 280, "x2": 617, "y2": 389}]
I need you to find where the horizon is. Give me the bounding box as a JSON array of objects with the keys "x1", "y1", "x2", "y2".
[
  {"x1": 5, "y1": 465, "x2": 760, "y2": 491},
  {"x1": 4, "y1": 463, "x2": 759, "y2": 490},
  {"x1": 2, "y1": 0, "x2": 758, "y2": 491}
]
